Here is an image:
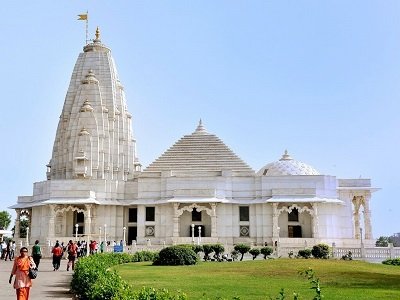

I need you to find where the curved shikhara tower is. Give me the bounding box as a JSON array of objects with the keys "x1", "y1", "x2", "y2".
[
  {"x1": 12, "y1": 29, "x2": 142, "y2": 244},
  {"x1": 49, "y1": 28, "x2": 140, "y2": 180}
]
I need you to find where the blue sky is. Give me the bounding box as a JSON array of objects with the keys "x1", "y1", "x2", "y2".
[{"x1": 1, "y1": 1, "x2": 399, "y2": 237}]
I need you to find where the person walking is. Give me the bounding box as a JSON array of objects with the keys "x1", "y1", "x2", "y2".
[
  {"x1": 11, "y1": 241, "x2": 16, "y2": 259},
  {"x1": 1, "y1": 240, "x2": 6, "y2": 259},
  {"x1": 5, "y1": 241, "x2": 12, "y2": 261},
  {"x1": 9, "y1": 246, "x2": 36, "y2": 300},
  {"x1": 51, "y1": 242, "x2": 63, "y2": 271},
  {"x1": 31, "y1": 240, "x2": 42, "y2": 270},
  {"x1": 66, "y1": 240, "x2": 78, "y2": 271}
]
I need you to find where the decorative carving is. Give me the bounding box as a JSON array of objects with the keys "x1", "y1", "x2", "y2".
[
  {"x1": 145, "y1": 226, "x2": 155, "y2": 237},
  {"x1": 277, "y1": 204, "x2": 314, "y2": 216},
  {"x1": 240, "y1": 225, "x2": 249, "y2": 237},
  {"x1": 54, "y1": 205, "x2": 86, "y2": 215},
  {"x1": 176, "y1": 203, "x2": 213, "y2": 217}
]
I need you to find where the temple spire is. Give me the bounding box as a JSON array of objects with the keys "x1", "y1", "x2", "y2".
[
  {"x1": 280, "y1": 149, "x2": 293, "y2": 161},
  {"x1": 95, "y1": 26, "x2": 101, "y2": 42},
  {"x1": 194, "y1": 119, "x2": 207, "y2": 134}
]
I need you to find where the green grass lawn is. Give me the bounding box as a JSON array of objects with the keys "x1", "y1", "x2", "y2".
[{"x1": 114, "y1": 259, "x2": 400, "y2": 299}]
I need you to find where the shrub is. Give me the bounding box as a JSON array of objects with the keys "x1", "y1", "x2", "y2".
[
  {"x1": 311, "y1": 243, "x2": 330, "y2": 259},
  {"x1": 297, "y1": 249, "x2": 312, "y2": 259},
  {"x1": 260, "y1": 246, "x2": 273, "y2": 259},
  {"x1": 341, "y1": 251, "x2": 353, "y2": 261},
  {"x1": 249, "y1": 248, "x2": 260, "y2": 260},
  {"x1": 153, "y1": 246, "x2": 198, "y2": 266},
  {"x1": 382, "y1": 258, "x2": 400, "y2": 266},
  {"x1": 231, "y1": 249, "x2": 239, "y2": 261},
  {"x1": 212, "y1": 244, "x2": 225, "y2": 261},
  {"x1": 71, "y1": 251, "x2": 157, "y2": 300},
  {"x1": 202, "y1": 244, "x2": 214, "y2": 261},
  {"x1": 191, "y1": 244, "x2": 203, "y2": 254},
  {"x1": 124, "y1": 287, "x2": 187, "y2": 300},
  {"x1": 234, "y1": 244, "x2": 251, "y2": 261}
]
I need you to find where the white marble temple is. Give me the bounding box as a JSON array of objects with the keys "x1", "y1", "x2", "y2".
[{"x1": 10, "y1": 29, "x2": 378, "y2": 248}]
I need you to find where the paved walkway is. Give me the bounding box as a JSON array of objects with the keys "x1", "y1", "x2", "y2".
[{"x1": 0, "y1": 258, "x2": 74, "y2": 300}]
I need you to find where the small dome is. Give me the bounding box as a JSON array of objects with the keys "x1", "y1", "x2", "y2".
[{"x1": 257, "y1": 150, "x2": 320, "y2": 176}]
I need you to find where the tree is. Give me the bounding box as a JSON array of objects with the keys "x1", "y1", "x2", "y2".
[
  {"x1": 376, "y1": 236, "x2": 390, "y2": 247},
  {"x1": 0, "y1": 211, "x2": 12, "y2": 230},
  {"x1": 390, "y1": 233, "x2": 400, "y2": 247},
  {"x1": 260, "y1": 246, "x2": 273, "y2": 259},
  {"x1": 249, "y1": 248, "x2": 260, "y2": 260},
  {"x1": 211, "y1": 244, "x2": 225, "y2": 261},
  {"x1": 20, "y1": 218, "x2": 29, "y2": 238},
  {"x1": 234, "y1": 244, "x2": 251, "y2": 261},
  {"x1": 202, "y1": 244, "x2": 214, "y2": 261}
]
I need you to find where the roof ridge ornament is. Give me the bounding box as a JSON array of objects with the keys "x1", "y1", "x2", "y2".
[
  {"x1": 81, "y1": 69, "x2": 99, "y2": 84},
  {"x1": 280, "y1": 149, "x2": 293, "y2": 161},
  {"x1": 94, "y1": 26, "x2": 101, "y2": 42},
  {"x1": 194, "y1": 118, "x2": 207, "y2": 134}
]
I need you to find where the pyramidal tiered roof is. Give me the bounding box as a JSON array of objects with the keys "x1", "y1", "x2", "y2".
[{"x1": 144, "y1": 120, "x2": 254, "y2": 173}]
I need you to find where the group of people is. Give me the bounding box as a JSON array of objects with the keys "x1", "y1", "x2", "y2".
[
  {"x1": 51, "y1": 240, "x2": 78, "y2": 271},
  {"x1": 1, "y1": 240, "x2": 16, "y2": 261}
]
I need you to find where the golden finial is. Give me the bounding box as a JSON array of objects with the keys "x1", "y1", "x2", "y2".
[{"x1": 95, "y1": 26, "x2": 100, "y2": 40}]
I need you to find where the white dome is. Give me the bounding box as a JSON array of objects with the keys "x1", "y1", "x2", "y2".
[{"x1": 257, "y1": 150, "x2": 320, "y2": 176}]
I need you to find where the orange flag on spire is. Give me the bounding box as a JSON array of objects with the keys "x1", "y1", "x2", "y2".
[{"x1": 77, "y1": 14, "x2": 88, "y2": 20}]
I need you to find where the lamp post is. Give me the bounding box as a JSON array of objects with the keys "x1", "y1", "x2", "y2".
[
  {"x1": 276, "y1": 227, "x2": 280, "y2": 257},
  {"x1": 26, "y1": 227, "x2": 29, "y2": 246},
  {"x1": 123, "y1": 226, "x2": 126, "y2": 246},
  {"x1": 104, "y1": 224, "x2": 107, "y2": 243},
  {"x1": 191, "y1": 224, "x2": 195, "y2": 244},
  {"x1": 360, "y1": 227, "x2": 365, "y2": 258},
  {"x1": 99, "y1": 226, "x2": 102, "y2": 243},
  {"x1": 332, "y1": 242, "x2": 336, "y2": 259},
  {"x1": 197, "y1": 226, "x2": 202, "y2": 245},
  {"x1": 75, "y1": 224, "x2": 79, "y2": 240}
]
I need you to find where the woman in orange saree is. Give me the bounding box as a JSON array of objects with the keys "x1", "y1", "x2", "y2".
[{"x1": 9, "y1": 247, "x2": 36, "y2": 300}]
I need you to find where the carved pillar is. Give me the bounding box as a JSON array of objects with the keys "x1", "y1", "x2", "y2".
[
  {"x1": 272, "y1": 203, "x2": 279, "y2": 238},
  {"x1": 84, "y1": 204, "x2": 92, "y2": 238},
  {"x1": 363, "y1": 195, "x2": 373, "y2": 239},
  {"x1": 48, "y1": 205, "x2": 56, "y2": 238},
  {"x1": 210, "y1": 203, "x2": 217, "y2": 237},
  {"x1": 14, "y1": 209, "x2": 21, "y2": 239},
  {"x1": 352, "y1": 196, "x2": 361, "y2": 239},
  {"x1": 173, "y1": 203, "x2": 180, "y2": 237},
  {"x1": 311, "y1": 203, "x2": 319, "y2": 238}
]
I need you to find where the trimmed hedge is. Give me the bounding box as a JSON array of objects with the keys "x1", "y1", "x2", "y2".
[
  {"x1": 153, "y1": 246, "x2": 198, "y2": 266},
  {"x1": 297, "y1": 249, "x2": 312, "y2": 259},
  {"x1": 71, "y1": 251, "x2": 175, "y2": 300}
]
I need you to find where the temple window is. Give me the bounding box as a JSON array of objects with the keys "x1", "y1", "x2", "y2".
[
  {"x1": 288, "y1": 208, "x2": 299, "y2": 222},
  {"x1": 192, "y1": 208, "x2": 202, "y2": 222},
  {"x1": 129, "y1": 208, "x2": 137, "y2": 222},
  {"x1": 239, "y1": 206, "x2": 249, "y2": 221},
  {"x1": 145, "y1": 207, "x2": 155, "y2": 221}
]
